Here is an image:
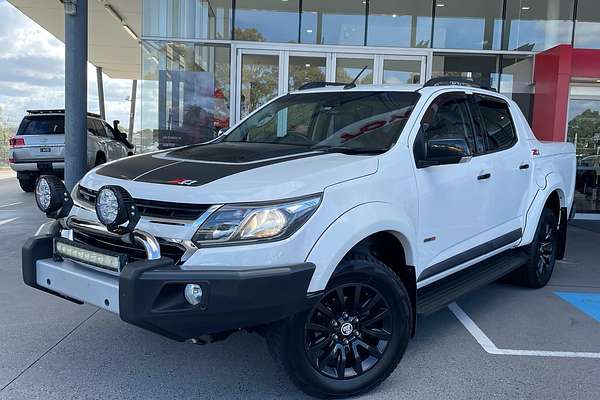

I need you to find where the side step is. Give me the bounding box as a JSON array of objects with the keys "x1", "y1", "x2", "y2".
[{"x1": 416, "y1": 249, "x2": 529, "y2": 315}]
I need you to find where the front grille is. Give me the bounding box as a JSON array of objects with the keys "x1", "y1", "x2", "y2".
[
  {"x1": 78, "y1": 186, "x2": 210, "y2": 221},
  {"x1": 72, "y1": 229, "x2": 186, "y2": 265}
]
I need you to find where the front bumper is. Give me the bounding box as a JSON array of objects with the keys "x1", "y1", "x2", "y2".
[{"x1": 23, "y1": 235, "x2": 317, "y2": 341}]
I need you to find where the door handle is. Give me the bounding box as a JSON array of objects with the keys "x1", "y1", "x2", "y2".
[
  {"x1": 519, "y1": 163, "x2": 530, "y2": 170},
  {"x1": 477, "y1": 173, "x2": 491, "y2": 180}
]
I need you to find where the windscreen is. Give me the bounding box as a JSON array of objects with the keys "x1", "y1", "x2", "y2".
[
  {"x1": 17, "y1": 116, "x2": 65, "y2": 135},
  {"x1": 224, "y1": 91, "x2": 420, "y2": 153}
]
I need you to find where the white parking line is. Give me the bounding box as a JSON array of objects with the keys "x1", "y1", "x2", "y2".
[
  {"x1": 0, "y1": 217, "x2": 19, "y2": 226},
  {"x1": 0, "y1": 202, "x2": 23, "y2": 208},
  {"x1": 448, "y1": 302, "x2": 600, "y2": 359}
]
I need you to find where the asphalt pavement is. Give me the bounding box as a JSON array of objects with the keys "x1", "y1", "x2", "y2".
[{"x1": 1, "y1": 176, "x2": 599, "y2": 399}]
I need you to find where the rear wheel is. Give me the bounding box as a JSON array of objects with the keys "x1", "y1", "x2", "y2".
[
  {"x1": 267, "y1": 253, "x2": 412, "y2": 398},
  {"x1": 515, "y1": 207, "x2": 558, "y2": 288},
  {"x1": 18, "y1": 177, "x2": 35, "y2": 192}
]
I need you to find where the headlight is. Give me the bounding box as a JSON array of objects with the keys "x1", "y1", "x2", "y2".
[
  {"x1": 95, "y1": 185, "x2": 140, "y2": 233},
  {"x1": 193, "y1": 195, "x2": 321, "y2": 245},
  {"x1": 34, "y1": 175, "x2": 72, "y2": 218}
]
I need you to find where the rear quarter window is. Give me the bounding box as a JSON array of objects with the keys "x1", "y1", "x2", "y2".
[{"x1": 17, "y1": 116, "x2": 65, "y2": 135}]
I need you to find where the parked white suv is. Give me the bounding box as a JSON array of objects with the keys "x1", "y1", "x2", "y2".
[
  {"x1": 23, "y1": 79, "x2": 575, "y2": 398},
  {"x1": 9, "y1": 110, "x2": 134, "y2": 192}
]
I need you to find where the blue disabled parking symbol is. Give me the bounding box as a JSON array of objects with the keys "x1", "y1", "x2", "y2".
[{"x1": 556, "y1": 292, "x2": 600, "y2": 323}]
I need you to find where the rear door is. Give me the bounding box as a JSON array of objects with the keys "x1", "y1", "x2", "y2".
[
  {"x1": 413, "y1": 91, "x2": 495, "y2": 281},
  {"x1": 469, "y1": 94, "x2": 532, "y2": 236}
]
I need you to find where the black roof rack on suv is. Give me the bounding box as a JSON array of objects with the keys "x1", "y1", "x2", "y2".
[
  {"x1": 423, "y1": 77, "x2": 497, "y2": 92},
  {"x1": 26, "y1": 109, "x2": 102, "y2": 118}
]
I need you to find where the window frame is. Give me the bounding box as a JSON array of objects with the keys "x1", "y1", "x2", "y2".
[
  {"x1": 413, "y1": 90, "x2": 479, "y2": 168},
  {"x1": 468, "y1": 93, "x2": 518, "y2": 155}
]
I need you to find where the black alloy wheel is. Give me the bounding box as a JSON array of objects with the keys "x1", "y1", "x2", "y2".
[
  {"x1": 305, "y1": 283, "x2": 393, "y2": 379},
  {"x1": 266, "y1": 252, "x2": 412, "y2": 399},
  {"x1": 514, "y1": 207, "x2": 558, "y2": 288},
  {"x1": 535, "y1": 218, "x2": 556, "y2": 283}
]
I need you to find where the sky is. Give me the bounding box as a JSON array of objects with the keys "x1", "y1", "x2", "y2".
[{"x1": 0, "y1": 0, "x2": 140, "y2": 130}]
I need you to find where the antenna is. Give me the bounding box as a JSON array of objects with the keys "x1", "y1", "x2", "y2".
[{"x1": 344, "y1": 65, "x2": 368, "y2": 89}]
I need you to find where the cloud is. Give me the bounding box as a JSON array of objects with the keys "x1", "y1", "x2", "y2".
[{"x1": 0, "y1": 2, "x2": 139, "y2": 131}]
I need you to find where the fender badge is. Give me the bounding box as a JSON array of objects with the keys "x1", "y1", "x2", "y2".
[{"x1": 168, "y1": 178, "x2": 198, "y2": 186}]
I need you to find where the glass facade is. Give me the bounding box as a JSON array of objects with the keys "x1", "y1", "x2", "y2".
[
  {"x1": 574, "y1": 0, "x2": 600, "y2": 49},
  {"x1": 139, "y1": 1, "x2": 596, "y2": 170},
  {"x1": 141, "y1": 0, "x2": 589, "y2": 50},
  {"x1": 366, "y1": 0, "x2": 432, "y2": 48},
  {"x1": 300, "y1": 1, "x2": 366, "y2": 46},
  {"x1": 140, "y1": 41, "x2": 230, "y2": 152},
  {"x1": 432, "y1": 0, "x2": 504, "y2": 50},
  {"x1": 143, "y1": 0, "x2": 231, "y2": 39},
  {"x1": 234, "y1": 0, "x2": 299, "y2": 43},
  {"x1": 432, "y1": 54, "x2": 500, "y2": 88},
  {"x1": 567, "y1": 95, "x2": 600, "y2": 214},
  {"x1": 504, "y1": 0, "x2": 574, "y2": 51}
]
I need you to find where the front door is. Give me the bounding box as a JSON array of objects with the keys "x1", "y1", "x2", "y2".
[{"x1": 412, "y1": 92, "x2": 494, "y2": 281}]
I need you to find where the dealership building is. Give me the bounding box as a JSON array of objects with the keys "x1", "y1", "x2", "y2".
[{"x1": 7, "y1": 0, "x2": 600, "y2": 218}]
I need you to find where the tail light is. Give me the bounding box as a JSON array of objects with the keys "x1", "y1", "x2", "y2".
[{"x1": 9, "y1": 137, "x2": 25, "y2": 148}]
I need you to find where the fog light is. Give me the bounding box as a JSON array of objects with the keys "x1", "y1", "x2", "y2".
[{"x1": 184, "y1": 284, "x2": 203, "y2": 306}]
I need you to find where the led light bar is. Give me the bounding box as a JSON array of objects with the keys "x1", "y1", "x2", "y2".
[{"x1": 54, "y1": 239, "x2": 125, "y2": 272}]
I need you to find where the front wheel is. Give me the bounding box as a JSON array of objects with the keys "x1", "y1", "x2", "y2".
[{"x1": 267, "y1": 253, "x2": 412, "y2": 398}]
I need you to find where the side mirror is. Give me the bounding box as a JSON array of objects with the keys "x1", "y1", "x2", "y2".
[
  {"x1": 417, "y1": 138, "x2": 471, "y2": 168},
  {"x1": 113, "y1": 120, "x2": 120, "y2": 132}
]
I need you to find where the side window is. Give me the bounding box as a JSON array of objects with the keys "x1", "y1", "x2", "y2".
[
  {"x1": 414, "y1": 92, "x2": 475, "y2": 165},
  {"x1": 102, "y1": 122, "x2": 117, "y2": 139},
  {"x1": 86, "y1": 118, "x2": 96, "y2": 135},
  {"x1": 87, "y1": 119, "x2": 103, "y2": 136},
  {"x1": 94, "y1": 120, "x2": 108, "y2": 137},
  {"x1": 474, "y1": 95, "x2": 517, "y2": 152}
]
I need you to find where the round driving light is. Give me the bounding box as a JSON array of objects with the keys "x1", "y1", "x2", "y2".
[
  {"x1": 95, "y1": 185, "x2": 139, "y2": 233},
  {"x1": 96, "y1": 188, "x2": 119, "y2": 225},
  {"x1": 35, "y1": 178, "x2": 52, "y2": 211},
  {"x1": 34, "y1": 175, "x2": 72, "y2": 218},
  {"x1": 184, "y1": 284, "x2": 203, "y2": 306}
]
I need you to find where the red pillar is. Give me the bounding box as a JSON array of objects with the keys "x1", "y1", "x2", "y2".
[{"x1": 532, "y1": 45, "x2": 572, "y2": 142}]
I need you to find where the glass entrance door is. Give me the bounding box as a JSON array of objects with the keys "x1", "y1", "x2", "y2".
[
  {"x1": 568, "y1": 85, "x2": 600, "y2": 218},
  {"x1": 238, "y1": 51, "x2": 281, "y2": 119},
  {"x1": 235, "y1": 47, "x2": 427, "y2": 122}
]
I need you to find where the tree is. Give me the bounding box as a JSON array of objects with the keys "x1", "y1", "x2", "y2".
[
  {"x1": 0, "y1": 107, "x2": 12, "y2": 167},
  {"x1": 568, "y1": 109, "x2": 600, "y2": 156}
]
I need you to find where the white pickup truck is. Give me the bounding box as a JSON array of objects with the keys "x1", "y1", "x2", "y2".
[{"x1": 23, "y1": 79, "x2": 575, "y2": 398}]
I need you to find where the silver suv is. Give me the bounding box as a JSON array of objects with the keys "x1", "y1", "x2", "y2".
[{"x1": 9, "y1": 110, "x2": 134, "y2": 192}]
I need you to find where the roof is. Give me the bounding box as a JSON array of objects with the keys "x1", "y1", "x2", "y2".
[
  {"x1": 7, "y1": 0, "x2": 140, "y2": 80},
  {"x1": 26, "y1": 109, "x2": 103, "y2": 118}
]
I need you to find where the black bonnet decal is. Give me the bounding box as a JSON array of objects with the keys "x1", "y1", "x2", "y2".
[{"x1": 96, "y1": 142, "x2": 324, "y2": 186}]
